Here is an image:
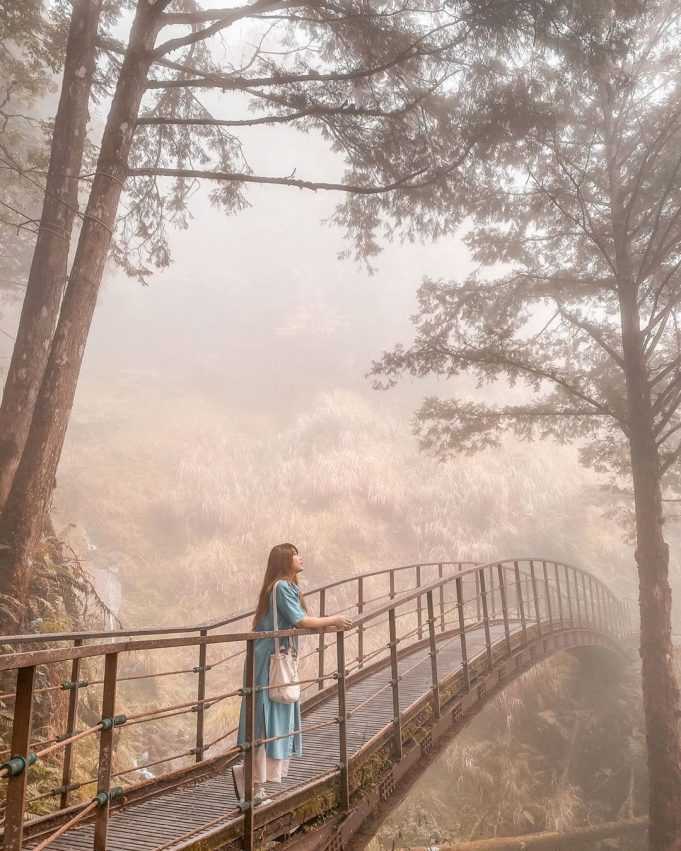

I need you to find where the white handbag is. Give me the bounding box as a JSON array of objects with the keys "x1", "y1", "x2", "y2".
[{"x1": 268, "y1": 581, "x2": 301, "y2": 704}]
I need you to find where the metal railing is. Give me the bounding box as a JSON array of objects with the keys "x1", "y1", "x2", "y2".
[{"x1": 0, "y1": 558, "x2": 631, "y2": 851}]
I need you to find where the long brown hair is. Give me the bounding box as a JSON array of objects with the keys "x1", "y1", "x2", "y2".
[{"x1": 253, "y1": 543, "x2": 307, "y2": 627}]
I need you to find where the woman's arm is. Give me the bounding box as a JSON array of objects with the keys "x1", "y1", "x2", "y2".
[{"x1": 296, "y1": 614, "x2": 352, "y2": 630}]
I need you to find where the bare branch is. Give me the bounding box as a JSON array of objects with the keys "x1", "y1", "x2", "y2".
[
  {"x1": 147, "y1": 21, "x2": 465, "y2": 90},
  {"x1": 153, "y1": 0, "x2": 305, "y2": 57},
  {"x1": 126, "y1": 165, "x2": 431, "y2": 195},
  {"x1": 135, "y1": 101, "x2": 415, "y2": 129},
  {"x1": 431, "y1": 342, "x2": 625, "y2": 428}
]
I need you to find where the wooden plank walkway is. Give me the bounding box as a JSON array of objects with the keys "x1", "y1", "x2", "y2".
[{"x1": 26, "y1": 624, "x2": 506, "y2": 851}]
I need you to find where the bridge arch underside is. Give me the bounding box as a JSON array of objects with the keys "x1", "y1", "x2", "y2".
[{"x1": 21, "y1": 623, "x2": 625, "y2": 851}]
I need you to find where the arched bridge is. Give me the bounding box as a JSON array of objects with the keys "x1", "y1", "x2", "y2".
[{"x1": 0, "y1": 559, "x2": 634, "y2": 851}]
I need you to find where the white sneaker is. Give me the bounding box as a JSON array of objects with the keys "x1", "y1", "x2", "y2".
[
  {"x1": 232, "y1": 766, "x2": 271, "y2": 809},
  {"x1": 253, "y1": 787, "x2": 272, "y2": 807}
]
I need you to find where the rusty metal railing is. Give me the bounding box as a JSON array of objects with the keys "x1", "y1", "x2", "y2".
[{"x1": 0, "y1": 558, "x2": 631, "y2": 851}]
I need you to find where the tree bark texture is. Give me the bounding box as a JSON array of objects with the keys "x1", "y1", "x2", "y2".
[
  {"x1": 0, "y1": 3, "x2": 165, "y2": 600},
  {"x1": 0, "y1": 0, "x2": 103, "y2": 513}
]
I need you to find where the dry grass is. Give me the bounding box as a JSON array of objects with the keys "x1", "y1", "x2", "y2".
[{"x1": 55, "y1": 387, "x2": 636, "y2": 629}]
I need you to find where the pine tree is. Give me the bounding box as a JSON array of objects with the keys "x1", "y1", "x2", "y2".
[{"x1": 373, "y1": 3, "x2": 681, "y2": 847}]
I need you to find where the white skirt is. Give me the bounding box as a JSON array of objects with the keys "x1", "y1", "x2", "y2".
[{"x1": 254, "y1": 745, "x2": 290, "y2": 784}]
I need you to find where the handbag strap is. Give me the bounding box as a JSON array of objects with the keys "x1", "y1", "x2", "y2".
[{"x1": 271, "y1": 580, "x2": 280, "y2": 654}]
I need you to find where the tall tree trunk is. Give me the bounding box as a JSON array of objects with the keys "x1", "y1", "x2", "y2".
[
  {"x1": 619, "y1": 282, "x2": 681, "y2": 851},
  {"x1": 602, "y1": 83, "x2": 681, "y2": 850},
  {"x1": 0, "y1": 0, "x2": 103, "y2": 512},
  {"x1": 0, "y1": 2, "x2": 166, "y2": 601}
]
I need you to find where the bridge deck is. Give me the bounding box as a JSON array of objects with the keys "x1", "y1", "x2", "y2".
[{"x1": 27, "y1": 625, "x2": 502, "y2": 851}]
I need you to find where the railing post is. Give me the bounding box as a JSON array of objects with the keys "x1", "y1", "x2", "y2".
[
  {"x1": 456, "y1": 576, "x2": 470, "y2": 691},
  {"x1": 3, "y1": 665, "x2": 35, "y2": 851},
  {"x1": 474, "y1": 568, "x2": 481, "y2": 623},
  {"x1": 554, "y1": 562, "x2": 565, "y2": 627},
  {"x1": 94, "y1": 652, "x2": 119, "y2": 851},
  {"x1": 416, "y1": 565, "x2": 423, "y2": 640},
  {"x1": 581, "y1": 574, "x2": 590, "y2": 628},
  {"x1": 573, "y1": 569, "x2": 583, "y2": 626},
  {"x1": 514, "y1": 560, "x2": 527, "y2": 643},
  {"x1": 357, "y1": 577, "x2": 365, "y2": 669},
  {"x1": 497, "y1": 563, "x2": 512, "y2": 657},
  {"x1": 388, "y1": 608, "x2": 402, "y2": 761},
  {"x1": 195, "y1": 628, "x2": 208, "y2": 763},
  {"x1": 318, "y1": 588, "x2": 326, "y2": 690},
  {"x1": 479, "y1": 569, "x2": 493, "y2": 671},
  {"x1": 438, "y1": 563, "x2": 445, "y2": 631},
  {"x1": 336, "y1": 630, "x2": 350, "y2": 810},
  {"x1": 530, "y1": 560, "x2": 542, "y2": 637},
  {"x1": 489, "y1": 565, "x2": 497, "y2": 620},
  {"x1": 565, "y1": 564, "x2": 575, "y2": 626},
  {"x1": 595, "y1": 582, "x2": 604, "y2": 632},
  {"x1": 612, "y1": 594, "x2": 619, "y2": 637},
  {"x1": 243, "y1": 639, "x2": 256, "y2": 851},
  {"x1": 604, "y1": 590, "x2": 612, "y2": 633},
  {"x1": 60, "y1": 640, "x2": 82, "y2": 808},
  {"x1": 426, "y1": 591, "x2": 440, "y2": 719},
  {"x1": 542, "y1": 560, "x2": 554, "y2": 631},
  {"x1": 389, "y1": 569, "x2": 395, "y2": 600}
]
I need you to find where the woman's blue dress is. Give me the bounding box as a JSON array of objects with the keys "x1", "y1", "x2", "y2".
[{"x1": 237, "y1": 581, "x2": 306, "y2": 760}]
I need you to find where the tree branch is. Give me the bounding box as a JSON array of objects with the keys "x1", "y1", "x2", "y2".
[
  {"x1": 432, "y1": 342, "x2": 625, "y2": 428},
  {"x1": 554, "y1": 303, "x2": 625, "y2": 368},
  {"x1": 154, "y1": 0, "x2": 306, "y2": 57},
  {"x1": 135, "y1": 101, "x2": 415, "y2": 128},
  {"x1": 127, "y1": 165, "x2": 432, "y2": 194},
  {"x1": 660, "y1": 440, "x2": 681, "y2": 474},
  {"x1": 147, "y1": 22, "x2": 464, "y2": 90}
]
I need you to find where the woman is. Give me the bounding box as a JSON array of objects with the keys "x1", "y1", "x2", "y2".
[{"x1": 233, "y1": 543, "x2": 352, "y2": 806}]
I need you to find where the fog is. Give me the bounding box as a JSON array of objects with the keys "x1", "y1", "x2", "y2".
[
  {"x1": 0, "y1": 89, "x2": 657, "y2": 621},
  {"x1": 80, "y1": 146, "x2": 473, "y2": 412},
  {"x1": 3, "y1": 8, "x2": 681, "y2": 847}
]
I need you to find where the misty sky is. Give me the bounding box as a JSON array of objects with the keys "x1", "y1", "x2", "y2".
[
  {"x1": 1, "y1": 129, "x2": 476, "y2": 418},
  {"x1": 84, "y1": 130, "x2": 473, "y2": 414}
]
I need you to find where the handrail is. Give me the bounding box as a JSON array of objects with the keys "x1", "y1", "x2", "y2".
[
  {"x1": 352, "y1": 557, "x2": 621, "y2": 628},
  {"x1": 0, "y1": 559, "x2": 627, "y2": 672},
  {"x1": 200, "y1": 560, "x2": 476, "y2": 629},
  {"x1": 0, "y1": 561, "x2": 476, "y2": 645}
]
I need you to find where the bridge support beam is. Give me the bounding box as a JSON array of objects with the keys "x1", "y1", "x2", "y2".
[
  {"x1": 94, "y1": 652, "x2": 118, "y2": 851},
  {"x1": 426, "y1": 592, "x2": 440, "y2": 719},
  {"x1": 3, "y1": 665, "x2": 35, "y2": 851},
  {"x1": 388, "y1": 608, "x2": 402, "y2": 762},
  {"x1": 456, "y1": 577, "x2": 470, "y2": 691},
  {"x1": 479, "y1": 569, "x2": 493, "y2": 672},
  {"x1": 60, "y1": 640, "x2": 82, "y2": 809},
  {"x1": 242, "y1": 639, "x2": 256, "y2": 851},
  {"x1": 195, "y1": 629, "x2": 208, "y2": 763},
  {"x1": 317, "y1": 589, "x2": 326, "y2": 690},
  {"x1": 336, "y1": 631, "x2": 350, "y2": 811},
  {"x1": 497, "y1": 564, "x2": 512, "y2": 657}
]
